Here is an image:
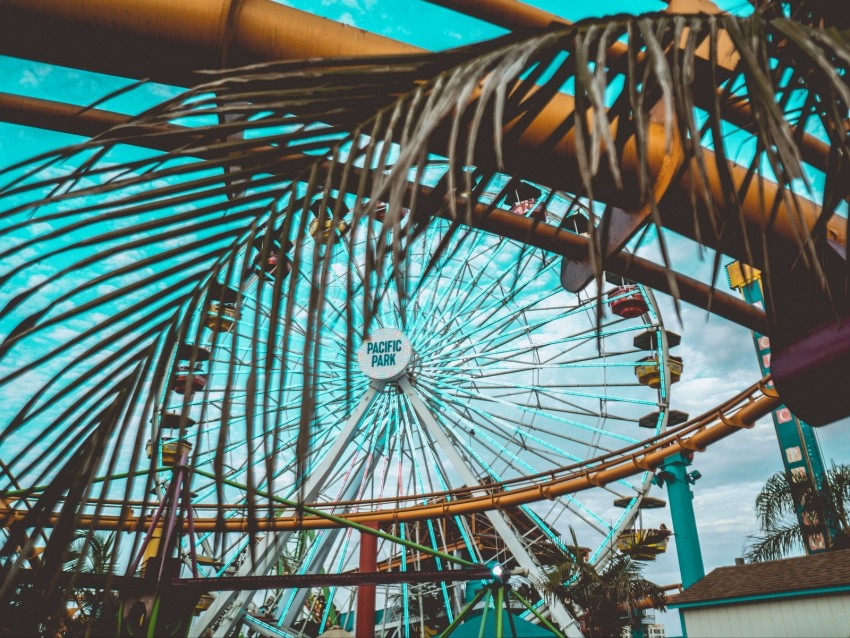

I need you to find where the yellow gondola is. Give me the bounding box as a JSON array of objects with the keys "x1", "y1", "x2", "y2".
[
  {"x1": 616, "y1": 527, "x2": 672, "y2": 561},
  {"x1": 145, "y1": 439, "x2": 192, "y2": 466},
  {"x1": 205, "y1": 301, "x2": 240, "y2": 332},
  {"x1": 194, "y1": 593, "x2": 215, "y2": 616},
  {"x1": 205, "y1": 283, "x2": 241, "y2": 332},
  {"x1": 635, "y1": 354, "x2": 683, "y2": 388},
  {"x1": 308, "y1": 217, "x2": 348, "y2": 242}
]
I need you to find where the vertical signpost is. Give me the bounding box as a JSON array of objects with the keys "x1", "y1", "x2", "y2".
[{"x1": 726, "y1": 261, "x2": 834, "y2": 553}]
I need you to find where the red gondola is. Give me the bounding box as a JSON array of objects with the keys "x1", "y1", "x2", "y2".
[
  {"x1": 254, "y1": 238, "x2": 293, "y2": 277},
  {"x1": 608, "y1": 285, "x2": 648, "y2": 318},
  {"x1": 171, "y1": 344, "x2": 211, "y2": 396},
  {"x1": 172, "y1": 365, "x2": 207, "y2": 395}
]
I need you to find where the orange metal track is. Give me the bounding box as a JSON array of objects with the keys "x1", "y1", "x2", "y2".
[
  {"x1": 0, "y1": 91, "x2": 768, "y2": 334},
  {"x1": 426, "y1": 0, "x2": 837, "y2": 174},
  {"x1": 0, "y1": 0, "x2": 844, "y2": 274},
  {"x1": 0, "y1": 378, "x2": 780, "y2": 532}
]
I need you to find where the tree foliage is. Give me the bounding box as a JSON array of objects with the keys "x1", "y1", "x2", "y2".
[
  {"x1": 540, "y1": 530, "x2": 667, "y2": 637},
  {"x1": 745, "y1": 462, "x2": 850, "y2": 562}
]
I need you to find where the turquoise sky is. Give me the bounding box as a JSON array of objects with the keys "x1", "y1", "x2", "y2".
[{"x1": 1, "y1": 2, "x2": 848, "y2": 636}]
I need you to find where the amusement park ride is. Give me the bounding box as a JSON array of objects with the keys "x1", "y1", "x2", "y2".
[{"x1": 0, "y1": 0, "x2": 847, "y2": 637}]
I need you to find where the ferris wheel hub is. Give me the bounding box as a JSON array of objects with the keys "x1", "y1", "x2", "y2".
[{"x1": 357, "y1": 327, "x2": 413, "y2": 381}]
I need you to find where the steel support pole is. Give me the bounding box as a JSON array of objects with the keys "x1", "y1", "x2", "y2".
[
  {"x1": 656, "y1": 453, "x2": 705, "y2": 589},
  {"x1": 355, "y1": 521, "x2": 379, "y2": 638},
  {"x1": 727, "y1": 262, "x2": 835, "y2": 550}
]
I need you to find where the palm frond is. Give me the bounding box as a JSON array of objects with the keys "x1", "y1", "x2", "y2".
[
  {"x1": 745, "y1": 521, "x2": 804, "y2": 562},
  {"x1": 0, "y1": 7, "x2": 848, "y2": 589},
  {"x1": 747, "y1": 463, "x2": 850, "y2": 561}
]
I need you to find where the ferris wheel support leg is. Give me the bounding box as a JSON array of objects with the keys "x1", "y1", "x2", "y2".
[
  {"x1": 276, "y1": 450, "x2": 388, "y2": 631},
  {"x1": 397, "y1": 376, "x2": 584, "y2": 638},
  {"x1": 356, "y1": 521, "x2": 379, "y2": 638},
  {"x1": 192, "y1": 382, "x2": 385, "y2": 638}
]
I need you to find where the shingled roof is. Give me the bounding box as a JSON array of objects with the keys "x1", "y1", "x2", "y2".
[{"x1": 669, "y1": 549, "x2": 850, "y2": 606}]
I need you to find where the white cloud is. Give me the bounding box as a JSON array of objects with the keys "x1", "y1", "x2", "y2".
[
  {"x1": 337, "y1": 11, "x2": 357, "y2": 26},
  {"x1": 321, "y1": 0, "x2": 361, "y2": 10}
]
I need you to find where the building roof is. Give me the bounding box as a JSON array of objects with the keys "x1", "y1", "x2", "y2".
[
  {"x1": 453, "y1": 609, "x2": 557, "y2": 638},
  {"x1": 669, "y1": 549, "x2": 850, "y2": 607}
]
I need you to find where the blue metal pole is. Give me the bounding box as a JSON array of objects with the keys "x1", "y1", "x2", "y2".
[
  {"x1": 631, "y1": 610, "x2": 646, "y2": 638},
  {"x1": 656, "y1": 452, "x2": 705, "y2": 589}
]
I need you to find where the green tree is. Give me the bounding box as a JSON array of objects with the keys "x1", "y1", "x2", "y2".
[
  {"x1": 541, "y1": 532, "x2": 667, "y2": 637},
  {"x1": 745, "y1": 463, "x2": 850, "y2": 562},
  {"x1": 63, "y1": 530, "x2": 116, "y2": 576}
]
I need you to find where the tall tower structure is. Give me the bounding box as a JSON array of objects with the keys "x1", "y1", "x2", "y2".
[{"x1": 726, "y1": 261, "x2": 833, "y2": 554}]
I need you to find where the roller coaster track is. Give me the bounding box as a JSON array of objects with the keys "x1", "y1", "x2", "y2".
[{"x1": 0, "y1": 376, "x2": 779, "y2": 533}]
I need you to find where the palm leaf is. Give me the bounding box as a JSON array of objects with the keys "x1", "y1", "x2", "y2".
[{"x1": 0, "y1": 7, "x2": 847, "y2": 592}]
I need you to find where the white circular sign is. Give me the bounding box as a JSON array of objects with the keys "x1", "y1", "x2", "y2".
[{"x1": 357, "y1": 328, "x2": 412, "y2": 381}]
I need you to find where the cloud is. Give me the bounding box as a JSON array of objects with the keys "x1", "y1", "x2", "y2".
[{"x1": 337, "y1": 11, "x2": 357, "y2": 26}]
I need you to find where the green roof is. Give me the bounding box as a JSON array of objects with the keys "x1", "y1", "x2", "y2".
[{"x1": 450, "y1": 608, "x2": 559, "y2": 638}]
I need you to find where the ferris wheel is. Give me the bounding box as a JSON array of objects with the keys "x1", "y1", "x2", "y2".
[{"x1": 138, "y1": 187, "x2": 680, "y2": 636}]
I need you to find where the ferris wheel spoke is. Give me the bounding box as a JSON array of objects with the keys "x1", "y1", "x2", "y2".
[
  {"x1": 418, "y1": 369, "x2": 636, "y2": 416},
  {"x1": 415, "y1": 378, "x2": 566, "y2": 478},
  {"x1": 396, "y1": 375, "x2": 583, "y2": 636},
  {"x1": 185, "y1": 380, "x2": 366, "y2": 466},
  {"x1": 193, "y1": 380, "x2": 387, "y2": 634},
  {"x1": 410, "y1": 380, "x2": 616, "y2": 538},
  {"x1": 413, "y1": 377, "x2": 606, "y2": 489},
  {"x1": 425, "y1": 257, "x2": 561, "y2": 343},
  {"x1": 419, "y1": 370, "x2": 655, "y2": 419},
  {"x1": 417, "y1": 382, "x2": 649, "y2": 498},
  {"x1": 417, "y1": 291, "x2": 598, "y2": 364},
  {"x1": 407, "y1": 227, "x2": 510, "y2": 321},
  {"x1": 394, "y1": 393, "x2": 473, "y2": 613},
  {"x1": 409, "y1": 238, "x2": 541, "y2": 357},
  {"x1": 416, "y1": 378, "x2": 619, "y2": 536},
  {"x1": 289, "y1": 265, "x2": 374, "y2": 341},
  {"x1": 406, "y1": 262, "x2": 487, "y2": 356},
  {"x1": 398, "y1": 411, "x2": 482, "y2": 576},
  {"x1": 277, "y1": 425, "x2": 389, "y2": 632},
  {"x1": 188, "y1": 400, "x2": 359, "y2": 503},
  {"x1": 420, "y1": 374, "x2": 640, "y2": 449},
  {"x1": 396, "y1": 391, "x2": 481, "y2": 566},
  {"x1": 442, "y1": 321, "x2": 647, "y2": 368}
]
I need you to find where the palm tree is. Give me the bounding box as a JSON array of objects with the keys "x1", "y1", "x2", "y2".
[
  {"x1": 541, "y1": 533, "x2": 667, "y2": 638},
  {"x1": 0, "y1": 0, "x2": 848, "y2": 628},
  {"x1": 60, "y1": 531, "x2": 119, "y2": 637},
  {"x1": 63, "y1": 530, "x2": 116, "y2": 576},
  {"x1": 745, "y1": 463, "x2": 850, "y2": 562}
]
